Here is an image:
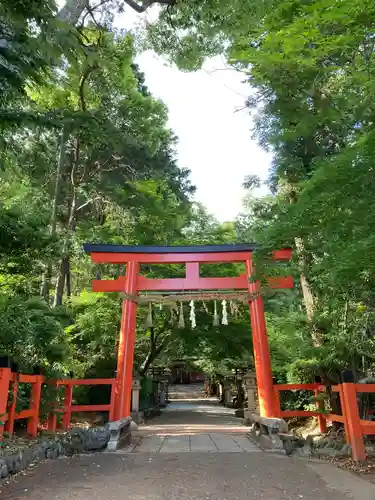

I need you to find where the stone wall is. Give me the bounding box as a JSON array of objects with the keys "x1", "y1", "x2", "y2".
[{"x1": 0, "y1": 426, "x2": 112, "y2": 481}]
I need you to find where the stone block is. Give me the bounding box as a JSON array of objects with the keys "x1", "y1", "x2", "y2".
[
  {"x1": 247, "y1": 413, "x2": 288, "y2": 434},
  {"x1": 0, "y1": 459, "x2": 8, "y2": 479},
  {"x1": 131, "y1": 411, "x2": 144, "y2": 425},
  {"x1": 85, "y1": 426, "x2": 111, "y2": 451},
  {"x1": 106, "y1": 417, "x2": 132, "y2": 452}
]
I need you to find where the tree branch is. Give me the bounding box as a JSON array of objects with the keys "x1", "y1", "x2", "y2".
[
  {"x1": 123, "y1": 0, "x2": 176, "y2": 13},
  {"x1": 58, "y1": 0, "x2": 177, "y2": 26},
  {"x1": 79, "y1": 64, "x2": 98, "y2": 112}
]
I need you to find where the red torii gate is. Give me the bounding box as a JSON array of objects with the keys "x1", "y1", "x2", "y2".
[{"x1": 84, "y1": 243, "x2": 293, "y2": 421}]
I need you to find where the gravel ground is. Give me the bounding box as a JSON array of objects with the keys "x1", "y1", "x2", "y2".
[{"x1": 2, "y1": 451, "x2": 375, "y2": 500}]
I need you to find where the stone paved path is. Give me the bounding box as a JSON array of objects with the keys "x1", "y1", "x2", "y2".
[
  {"x1": 132, "y1": 432, "x2": 259, "y2": 453},
  {"x1": 2, "y1": 397, "x2": 375, "y2": 499},
  {"x1": 131, "y1": 400, "x2": 252, "y2": 453}
]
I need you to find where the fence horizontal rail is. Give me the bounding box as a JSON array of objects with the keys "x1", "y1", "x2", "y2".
[
  {"x1": 281, "y1": 410, "x2": 320, "y2": 418},
  {"x1": 274, "y1": 381, "x2": 375, "y2": 462},
  {"x1": 0, "y1": 368, "x2": 117, "y2": 437},
  {"x1": 275, "y1": 383, "x2": 323, "y2": 391},
  {"x1": 355, "y1": 384, "x2": 375, "y2": 393},
  {"x1": 56, "y1": 378, "x2": 115, "y2": 386},
  {"x1": 327, "y1": 414, "x2": 345, "y2": 424},
  {"x1": 48, "y1": 378, "x2": 116, "y2": 431}
]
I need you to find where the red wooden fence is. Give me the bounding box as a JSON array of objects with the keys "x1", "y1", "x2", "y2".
[
  {"x1": 48, "y1": 378, "x2": 116, "y2": 432},
  {"x1": 1, "y1": 365, "x2": 374, "y2": 462},
  {"x1": 274, "y1": 382, "x2": 375, "y2": 461},
  {"x1": 0, "y1": 368, "x2": 116, "y2": 438}
]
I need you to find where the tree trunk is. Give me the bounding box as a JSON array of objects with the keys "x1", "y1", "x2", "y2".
[
  {"x1": 41, "y1": 127, "x2": 67, "y2": 302},
  {"x1": 294, "y1": 237, "x2": 315, "y2": 323},
  {"x1": 54, "y1": 256, "x2": 70, "y2": 307},
  {"x1": 289, "y1": 189, "x2": 320, "y2": 347},
  {"x1": 53, "y1": 186, "x2": 76, "y2": 307},
  {"x1": 58, "y1": 0, "x2": 87, "y2": 24},
  {"x1": 66, "y1": 257, "x2": 71, "y2": 299}
]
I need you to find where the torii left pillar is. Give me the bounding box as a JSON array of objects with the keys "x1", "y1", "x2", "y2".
[{"x1": 115, "y1": 260, "x2": 139, "y2": 420}]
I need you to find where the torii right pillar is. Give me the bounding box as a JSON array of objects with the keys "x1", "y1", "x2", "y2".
[{"x1": 246, "y1": 254, "x2": 291, "y2": 418}]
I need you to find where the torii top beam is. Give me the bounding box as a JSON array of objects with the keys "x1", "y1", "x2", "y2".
[{"x1": 84, "y1": 243, "x2": 293, "y2": 293}]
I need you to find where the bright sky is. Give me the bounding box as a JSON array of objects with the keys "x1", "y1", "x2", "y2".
[
  {"x1": 115, "y1": 6, "x2": 271, "y2": 222},
  {"x1": 133, "y1": 52, "x2": 271, "y2": 222},
  {"x1": 59, "y1": 2, "x2": 272, "y2": 222}
]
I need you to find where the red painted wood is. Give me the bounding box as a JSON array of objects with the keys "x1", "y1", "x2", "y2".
[
  {"x1": 90, "y1": 248, "x2": 292, "y2": 265},
  {"x1": 185, "y1": 262, "x2": 199, "y2": 279},
  {"x1": 273, "y1": 249, "x2": 293, "y2": 260},
  {"x1": 14, "y1": 409, "x2": 34, "y2": 419},
  {"x1": 27, "y1": 375, "x2": 43, "y2": 437},
  {"x1": 0, "y1": 368, "x2": 11, "y2": 438},
  {"x1": 273, "y1": 386, "x2": 281, "y2": 418},
  {"x1": 115, "y1": 260, "x2": 139, "y2": 420},
  {"x1": 327, "y1": 414, "x2": 345, "y2": 423},
  {"x1": 281, "y1": 410, "x2": 320, "y2": 418},
  {"x1": 341, "y1": 383, "x2": 366, "y2": 461},
  {"x1": 70, "y1": 404, "x2": 111, "y2": 412},
  {"x1": 137, "y1": 275, "x2": 249, "y2": 291},
  {"x1": 87, "y1": 245, "x2": 292, "y2": 424},
  {"x1": 90, "y1": 251, "x2": 253, "y2": 264},
  {"x1": 92, "y1": 277, "x2": 126, "y2": 292},
  {"x1": 4, "y1": 378, "x2": 18, "y2": 436},
  {"x1": 267, "y1": 276, "x2": 294, "y2": 289},
  {"x1": 246, "y1": 259, "x2": 275, "y2": 418},
  {"x1": 58, "y1": 378, "x2": 115, "y2": 386},
  {"x1": 18, "y1": 374, "x2": 40, "y2": 384},
  {"x1": 109, "y1": 381, "x2": 116, "y2": 421},
  {"x1": 360, "y1": 420, "x2": 375, "y2": 435},
  {"x1": 47, "y1": 381, "x2": 59, "y2": 432},
  {"x1": 275, "y1": 383, "x2": 322, "y2": 391},
  {"x1": 92, "y1": 275, "x2": 293, "y2": 293},
  {"x1": 62, "y1": 385, "x2": 73, "y2": 430},
  {"x1": 315, "y1": 388, "x2": 327, "y2": 433},
  {"x1": 355, "y1": 384, "x2": 375, "y2": 393}
]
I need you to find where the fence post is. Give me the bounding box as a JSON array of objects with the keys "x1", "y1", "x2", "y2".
[
  {"x1": 109, "y1": 380, "x2": 116, "y2": 422},
  {"x1": 341, "y1": 371, "x2": 366, "y2": 461},
  {"x1": 47, "y1": 381, "x2": 58, "y2": 432},
  {"x1": 62, "y1": 384, "x2": 73, "y2": 430},
  {"x1": 0, "y1": 366, "x2": 12, "y2": 438},
  {"x1": 314, "y1": 388, "x2": 327, "y2": 433},
  {"x1": 27, "y1": 375, "x2": 43, "y2": 437},
  {"x1": 273, "y1": 386, "x2": 281, "y2": 418},
  {"x1": 4, "y1": 375, "x2": 18, "y2": 436},
  {"x1": 338, "y1": 385, "x2": 351, "y2": 445}
]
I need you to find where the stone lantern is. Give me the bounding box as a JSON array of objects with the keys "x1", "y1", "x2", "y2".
[
  {"x1": 131, "y1": 376, "x2": 142, "y2": 423},
  {"x1": 243, "y1": 371, "x2": 259, "y2": 419}
]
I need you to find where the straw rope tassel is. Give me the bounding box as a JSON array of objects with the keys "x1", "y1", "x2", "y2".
[
  {"x1": 144, "y1": 302, "x2": 153, "y2": 328},
  {"x1": 189, "y1": 300, "x2": 196, "y2": 329},
  {"x1": 230, "y1": 300, "x2": 235, "y2": 316},
  {"x1": 213, "y1": 300, "x2": 220, "y2": 326},
  {"x1": 221, "y1": 299, "x2": 228, "y2": 325},
  {"x1": 178, "y1": 301, "x2": 185, "y2": 329}
]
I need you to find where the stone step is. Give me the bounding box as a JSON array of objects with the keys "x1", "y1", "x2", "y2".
[{"x1": 130, "y1": 434, "x2": 261, "y2": 453}]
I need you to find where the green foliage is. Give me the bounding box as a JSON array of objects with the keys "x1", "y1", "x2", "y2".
[
  {"x1": 0, "y1": 0, "x2": 254, "y2": 403},
  {"x1": 6, "y1": 0, "x2": 375, "y2": 417},
  {"x1": 146, "y1": 0, "x2": 375, "y2": 391},
  {"x1": 0, "y1": 294, "x2": 71, "y2": 375}
]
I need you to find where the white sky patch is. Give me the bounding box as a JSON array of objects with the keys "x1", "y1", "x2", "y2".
[{"x1": 58, "y1": 1, "x2": 272, "y2": 221}]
